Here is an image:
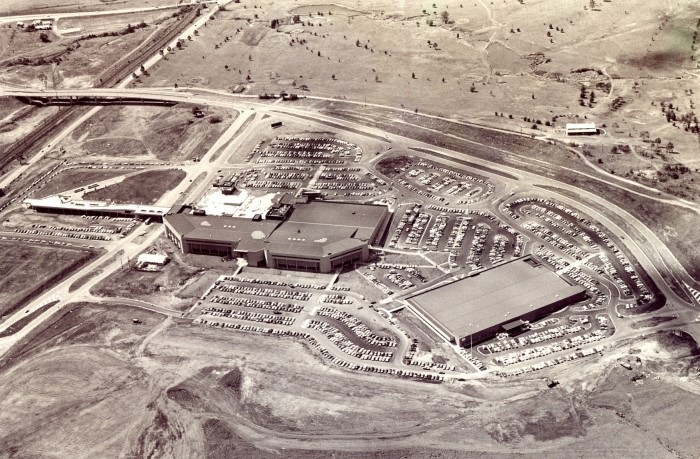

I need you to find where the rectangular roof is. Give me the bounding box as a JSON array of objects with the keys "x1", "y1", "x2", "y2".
[
  {"x1": 266, "y1": 201, "x2": 387, "y2": 257},
  {"x1": 408, "y1": 258, "x2": 586, "y2": 339},
  {"x1": 137, "y1": 253, "x2": 168, "y2": 264},
  {"x1": 25, "y1": 195, "x2": 170, "y2": 215},
  {"x1": 565, "y1": 123, "x2": 597, "y2": 131}
]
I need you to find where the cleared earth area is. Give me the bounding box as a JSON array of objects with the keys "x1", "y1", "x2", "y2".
[
  {"x1": 53, "y1": 105, "x2": 237, "y2": 161},
  {"x1": 58, "y1": 104, "x2": 238, "y2": 162},
  {"x1": 0, "y1": 302, "x2": 699, "y2": 458},
  {"x1": 0, "y1": 242, "x2": 94, "y2": 321}
]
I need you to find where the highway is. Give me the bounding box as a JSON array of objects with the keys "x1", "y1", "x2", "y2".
[
  {"x1": 0, "y1": 0, "x2": 698, "y2": 372},
  {"x1": 0, "y1": 2, "x2": 218, "y2": 25},
  {"x1": 2, "y1": 87, "x2": 698, "y2": 358}
]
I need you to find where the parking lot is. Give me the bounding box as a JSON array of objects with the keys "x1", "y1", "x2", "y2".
[
  {"x1": 385, "y1": 206, "x2": 519, "y2": 272},
  {"x1": 391, "y1": 159, "x2": 495, "y2": 205},
  {"x1": 248, "y1": 135, "x2": 363, "y2": 165},
  {"x1": 193, "y1": 273, "x2": 412, "y2": 365},
  {"x1": 504, "y1": 197, "x2": 653, "y2": 303}
]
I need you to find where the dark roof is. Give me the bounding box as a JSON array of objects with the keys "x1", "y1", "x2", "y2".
[
  {"x1": 408, "y1": 258, "x2": 586, "y2": 339},
  {"x1": 165, "y1": 213, "x2": 280, "y2": 253},
  {"x1": 165, "y1": 200, "x2": 388, "y2": 259},
  {"x1": 266, "y1": 201, "x2": 387, "y2": 258}
]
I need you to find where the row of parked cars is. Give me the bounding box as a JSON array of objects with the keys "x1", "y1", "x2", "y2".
[
  {"x1": 208, "y1": 295, "x2": 304, "y2": 313},
  {"x1": 494, "y1": 331, "x2": 606, "y2": 366},
  {"x1": 14, "y1": 228, "x2": 110, "y2": 241},
  {"x1": 224, "y1": 276, "x2": 326, "y2": 291},
  {"x1": 496, "y1": 346, "x2": 604, "y2": 377},
  {"x1": 314, "y1": 306, "x2": 396, "y2": 347},
  {"x1": 216, "y1": 283, "x2": 312, "y2": 301},
  {"x1": 305, "y1": 319, "x2": 394, "y2": 362},
  {"x1": 201, "y1": 306, "x2": 296, "y2": 326}
]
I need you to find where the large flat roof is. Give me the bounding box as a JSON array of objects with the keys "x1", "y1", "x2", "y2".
[
  {"x1": 266, "y1": 201, "x2": 387, "y2": 257},
  {"x1": 165, "y1": 213, "x2": 280, "y2": 252},
  {"x1": 165, "y1": 199, "x2": 388, "y2": 257},
  {"x1": 408, "y1": 257, "x2": 586, "y2": 339}
]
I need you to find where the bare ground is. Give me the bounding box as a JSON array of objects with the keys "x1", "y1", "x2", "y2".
[{"x1": 0, "y1": 301, "x2": 699, "y2": 458}]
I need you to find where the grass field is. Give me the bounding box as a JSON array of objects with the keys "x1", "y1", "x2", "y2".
[
  {"x1": 35, "y1": 167, "x2": 129, "y2": 197},
  {"x1": 82, "y1": 168, "x2": 185, "y2": 204},
  {"x1": 141, "y1": 0, "x2": 699, "y2": 209},
  {"x1": 0, "y1": 242, "x2": 94, "y2": 322}
]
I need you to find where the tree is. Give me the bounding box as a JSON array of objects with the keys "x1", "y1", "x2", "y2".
[
  {"x1": 441, "y1": 11, "x2": 449, "y2": 24},
  {"x1": 39, "y1": 32, "x2": 50, "y2": 43}
]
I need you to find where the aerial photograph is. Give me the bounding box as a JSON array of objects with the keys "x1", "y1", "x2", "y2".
[{"x1": 0, "y1": 0, "x2": 699, "y2": 457}]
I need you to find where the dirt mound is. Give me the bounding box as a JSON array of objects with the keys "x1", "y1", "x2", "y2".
[
  {"x1": 218, "y1": 367, "x2": 243, "y2": 396},
  {"x1": 655, "y1": 330, "x2": 699, "y2": 356},
  {"x1": 166, "y1": 386, "x2": 204, "y2": 411}
]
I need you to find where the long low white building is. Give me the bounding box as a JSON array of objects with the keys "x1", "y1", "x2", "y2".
[
  {"x1": 24, "y1": 195, "x2": 171, "y2": 221},
  {"x1": 565, "y1": 123, "x2": 598, "y2": 135}
]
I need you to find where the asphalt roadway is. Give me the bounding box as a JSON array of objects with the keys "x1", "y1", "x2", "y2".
[{"x1": 0, "y1": 0, "x2": 698, "y2": 371}]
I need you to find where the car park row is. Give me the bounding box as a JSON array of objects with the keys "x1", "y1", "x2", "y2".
[
  {"x1": 494, "y1": 331, "x2": 606, "y2": 366},
  {"x1": 496, "y1": 346, "x2": 605, "y2": 377},
  {"x1": 31, "y1": 223, "x2": 120, "y2": 235},
  {"x1": 321, "y1": 294, "x2": 354, "y2": 305},
  {"x1": 14, "y1": 227, "x2": 111, "y2": 241},
  {"x1": 479, "y1": 323, "x2": 591, "y2": 354},
  {"x1": 209, "y1": 295, "x2": 304, "y2": 313},
  {"x1": 313, "y1": 306, "x2": 397, "y2": 347},
  {"x1": 304, "y1": 319, "x2": 394, "y2": 362},
  {"x1": 201, "y1": 306, "x2": 296, "y2": 325},
  {"x1": 223, "y1": 275, "x2": 327, "y2": 290},
  {"x1": 215, "y1": 283, "x2": 313, "y2": 301}
]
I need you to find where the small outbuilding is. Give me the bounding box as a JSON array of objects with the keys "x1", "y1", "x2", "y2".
[
  {"x1": 565, "y1": 122, "x2": 598, "y2": 135},
  {"x1": 137, "y1": 253, "x2": 169, "y2": 266}
]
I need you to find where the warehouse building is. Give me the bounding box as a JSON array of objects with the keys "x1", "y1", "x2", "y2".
[
  {"x1": 163, "y1": 199, "x2": 390, "y2": 273},
  {"x1": 407, "y1": 257, "x2": 587, "y2": 346}
]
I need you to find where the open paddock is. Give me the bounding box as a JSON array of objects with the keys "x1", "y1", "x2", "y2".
[
  {"x1": 33, "y1": 166, "x2": 131, "y2": 198},
  {"x1": 83, "y1": 168, "x2": 185, "y2": 205},
  {"x1": 0, "y1": 241, "x2": 94, "y2": 321}
]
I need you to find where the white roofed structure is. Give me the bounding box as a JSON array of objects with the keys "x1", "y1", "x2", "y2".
[
  {"x1": 565, "y1": 123, "x2": 598, "y2": 135},
  {"x1": 137, "y1": 253, "x2": 169, "y2": 265}
]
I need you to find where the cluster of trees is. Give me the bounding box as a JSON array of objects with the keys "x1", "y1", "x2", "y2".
[{"x1": 579, "y1": 86, "x2": 595, "y2": 107}]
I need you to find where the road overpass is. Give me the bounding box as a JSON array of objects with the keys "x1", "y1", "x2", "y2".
[{"x1": 15, "y1": 94, "x2": 178, "y2": 107}]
